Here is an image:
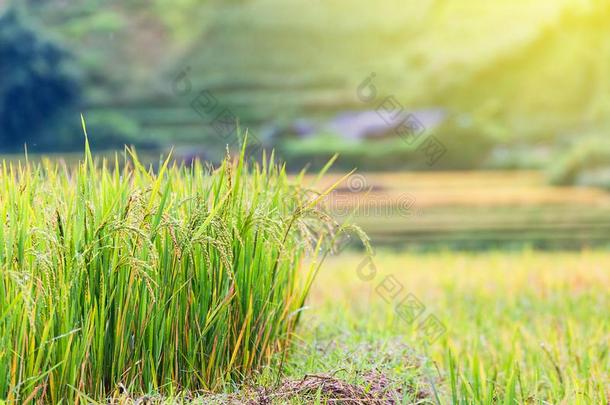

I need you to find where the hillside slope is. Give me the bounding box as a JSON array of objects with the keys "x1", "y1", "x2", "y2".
[{"x1": 23, "y1": 0, "x2": 610, "y2": 150}]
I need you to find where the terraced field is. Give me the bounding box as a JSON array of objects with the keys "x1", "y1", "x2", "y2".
[
  {"x1": 31, "y1": 0, "x2": 604, "y2": 149},
  {"x1": 318, "y1": 171, "x2": 610, "y2": 249}
]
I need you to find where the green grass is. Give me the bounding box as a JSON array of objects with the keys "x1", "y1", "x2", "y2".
[
  {"x1": 0, "y1": 134, "x2": 348, "y2": 403},
  {"x1": 281, "y1": 250, "x2": 609, "y2": 404}
]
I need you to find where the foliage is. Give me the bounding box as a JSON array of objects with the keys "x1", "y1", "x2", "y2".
[
  {"x1": 0, "y1": 134, "x2": 346, "y2": 402},
  {"x1": 548, "y1": 135, "x2": 610, "y2": 188},
  {"x1": 0, "y1": 8, "x2": 80, "y2": 151},
  {"x1": 432, "y1": 115, "x2": 496, "y2": 170}
]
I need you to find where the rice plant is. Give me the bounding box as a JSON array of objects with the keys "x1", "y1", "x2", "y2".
[{"x1": 0, "y1": 130, "x2": 349, "y2": 403}]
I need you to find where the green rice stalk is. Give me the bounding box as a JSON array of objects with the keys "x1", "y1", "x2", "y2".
[{"x1": 0, "y1": 134, "x2": 347, "y2": 402}]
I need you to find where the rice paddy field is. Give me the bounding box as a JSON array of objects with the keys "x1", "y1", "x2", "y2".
[
  {"x1": 0, "y1": 146, "x2": 608, "y2": 403},
  {"x1": 287, "y1": 250, "x2": 610, "y2": 404},
  {"x1": 317, "y1": 171, "x2": 610, "y2": 250},
  {"x1": 6, "y1": 1, "x2": 610, "y2": 403}
]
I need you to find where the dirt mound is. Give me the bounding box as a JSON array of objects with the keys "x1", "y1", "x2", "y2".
[{"x1": 246, "y1": 372, "x2": 400, "y2": 404}]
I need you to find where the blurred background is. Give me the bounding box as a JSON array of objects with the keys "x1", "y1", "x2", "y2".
[{"x1": 3, "y1": 0, "x2": 610, "y2": 250}]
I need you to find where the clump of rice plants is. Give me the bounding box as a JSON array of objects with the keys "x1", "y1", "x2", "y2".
[{"x1": 0, "y1": 130, "x2": 351, "y2": 402}]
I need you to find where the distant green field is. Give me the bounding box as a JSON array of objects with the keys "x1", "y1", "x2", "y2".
[{"x1": 316, "y1": 171, "x2": 610, "y2": 249}]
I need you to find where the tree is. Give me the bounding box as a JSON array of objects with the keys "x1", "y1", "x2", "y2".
[{"x1": 0, "y1": 7, "x2": 81, "y2": 151}]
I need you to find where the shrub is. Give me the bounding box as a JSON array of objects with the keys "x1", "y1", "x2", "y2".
[
  {"x1": 548, "y1": 136, "x2": 610, "y2": 188},
  {"x1": 0, "y1": 132, "x2": 350, "y2": 402},
  {"x1": 432, "y1": 115, "x2": 496, "y2": 170}
]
